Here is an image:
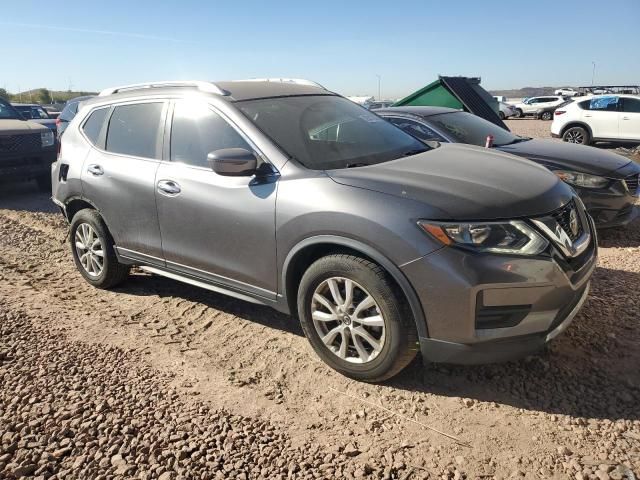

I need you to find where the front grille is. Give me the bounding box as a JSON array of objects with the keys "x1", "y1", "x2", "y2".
[
  {"x1": 624, "y1": 174, "x2": 639, "y2": 194},
  {"x1": 550, "y1": 200, "x2": 583, "y2": 242},
  {"x1": 0, "y1": 133, "x2": 42, "y2": 154}
]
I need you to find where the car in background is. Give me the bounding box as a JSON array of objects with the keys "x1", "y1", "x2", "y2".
[
  {"x1": 12, "y1": 103, "x2": 57, "y2": 131},
  {"x1": 551, "y1": 95, "x2": 640, "y2": 146},
  {"x1": 52, "y1": 79, "x2": 596, "y2": 381},
  {"x1": 499, "y1": 102, "x2": 517, "y2": 120},
  {"x1": 56, "y1": 95, "x2": 94, "y2": 139},
  {"x1": 513, "y1": 96, "x2": 565, "y2": 119},
  {"x1": 555, "y1": 88, "x2": 580, "y2": 97},
  {"x1": 43, "y1": 105, "x2": 61, "y2": 119},
  {"x1": 368, "y1": 100, "x2": 395, "y2": 110},
  {"x1": 376, "y1": 106, "x2": 640, "y2": 228},
  {"x1": 0, "y1": 98, "x2": 56, "y2": 192},
  {"x1": 493, "y1": 95, "x2": 507, "y2": 103}
]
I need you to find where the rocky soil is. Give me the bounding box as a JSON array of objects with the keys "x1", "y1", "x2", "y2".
[{"x1": 1, "y1": 144, "x2": 639, "y2": 478}]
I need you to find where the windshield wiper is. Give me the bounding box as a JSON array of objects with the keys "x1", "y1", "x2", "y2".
[
  {"x1": 402, "y1": 148, "x2": 428, "y2": 157},
  {"x1": 346, "y1": 162, "x2": 370, "y2": 168}
]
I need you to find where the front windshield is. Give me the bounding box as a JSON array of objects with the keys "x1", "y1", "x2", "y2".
[
  {"x1": 236, "y1": 95, "x2": 428, "y2": 170},
  {"x1": 429, "y1": 111, "x2": 522, "y2": 147},
  {"x1": 0, "y1": 100, "x2": 21, "y2": 120}
]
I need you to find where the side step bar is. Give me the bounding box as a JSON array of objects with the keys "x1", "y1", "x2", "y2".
[{"x1": 139, "y1": 266, "x2": 265, "y2": 305}]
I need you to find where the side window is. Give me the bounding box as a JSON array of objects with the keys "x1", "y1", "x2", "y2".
[
  {"x1": 622, "y1": 98, "x2": 640, "y2": 113},
  {"x1": 82, "y1": 108, "x2": 109, "y2": 146},
  {"x1": 170, "y1": 101, "x2": 251, "y2": 168},
  {"x1": 586, "y1": 96, "x2": 620, "y2": 112},
  {"x1": 105, "y1": 103, "x2": 164, "y2": 159},
  {"x1": 387, "y1": 117, "x2": 447, "y2": 142}
]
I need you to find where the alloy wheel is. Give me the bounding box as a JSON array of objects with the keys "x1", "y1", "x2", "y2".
[
  {"x1": 74, "y1": 223, "x2": 104, "y2": 277},
  {"x1": 311, "y1": 277, "x2": 386, "y2": 364},
  {"x1": 565, "y1": 130, "x2": 584, "y2": 143}
]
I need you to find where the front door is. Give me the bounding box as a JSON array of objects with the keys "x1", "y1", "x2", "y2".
[
  {"x1": 619, "y1": 97, "x2": 640, "y2": 141},
  {"x1": 155, "y1": 100, "x2": 278, "y2": 299}
]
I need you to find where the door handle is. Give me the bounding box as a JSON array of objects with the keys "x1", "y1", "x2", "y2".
[
  {"x1": 87, "y1": 164, "x2": 104, "y2": 176},
  {"x1": 584, "y1": 114, "x2": 592, "y2": 117},
  {"x1": 622, "y1": 116, "x2": 630, "y2": 120},
  {"x1": 157, "y1": 180, "x2": 181, "y2": 195}
]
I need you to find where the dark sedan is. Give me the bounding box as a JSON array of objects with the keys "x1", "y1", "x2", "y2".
[{"x1": 376, "y1": 106, "x2": 640, "y2": 228}]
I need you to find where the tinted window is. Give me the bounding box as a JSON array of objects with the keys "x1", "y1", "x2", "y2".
[
  {"x1": 428, "y1": 111, "x2": 520, "y2": 147},
  {"x1": 82, "y1": 108, "x2": 109, "y2": 146},
  {"x1": 170, "y1": 101, "x2": 251, "y2": 168},
  {"x1": 387, "y1": 117, "x2": 447, "y2": 142},
  {"x1": 0, "y1": 99, "x2": 20, "y2": 120},
  {"x1": 14, "y1": 106, "x2": 32, "y2": 119},
  {"x1": 59, "y1": 102, "x2": 79, "y2": 121},
  {"x1": 105, "y1": 103, "x2": 164, "y2": 159},
  {"x1": 237, "y1": 95, "x2": 428, "y2": 170},
  {"x1": 582, "y1": 96, "x2": 620, "y2": 111},
  {"x1": 622, "y1": 98, "x2": 640, "y2": 113}
]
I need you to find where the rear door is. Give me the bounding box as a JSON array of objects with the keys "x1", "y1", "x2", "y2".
[
  {"x1": 154, "y1": 99, "x2": 278, "y2": 299},
  {"x1": 581, "y1": 96, "x2": 620, "y2": 139},
  {"x1": 81, "y1": 101, "x2": 167, "y2": 262},
  {"x1": 619, "y1": 97, "x2": 640, "y2": 140}
]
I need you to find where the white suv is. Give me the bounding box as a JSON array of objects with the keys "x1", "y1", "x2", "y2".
[
  {"x1": 513, "y1": 96, "x2": 565, "y2": 119},
  {"x1": 554, "y1": 88, "x2": 580, "y2": 97},
  {"x1": 551, "y1": 95, "x2": 640, "y2": 145}
]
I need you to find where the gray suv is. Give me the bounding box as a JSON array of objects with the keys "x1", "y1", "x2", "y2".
[{"x1": 51, "y1": 80, "x2": 597, "y2": 382}]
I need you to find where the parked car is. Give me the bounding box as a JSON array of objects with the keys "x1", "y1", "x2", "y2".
[
  {"x1": 513, "y1": 96, "x2": 565, "y2": 119},
  {"x1": 498, "y1": 101, "x2": 517, "y2": 120},
  {"x1": 52, "y1": 80, "x2": 596, "y2": 382},
  {"x1": 12, "y1": 103, "x2": 57, "y2": 131},
  {"x1": 0, "y1": 98, "x2": 56, "y2": 191},
  {"x1": 56, "y1": 95, "x2": 94, "y2": 139},
  {"x1": 551, "y1": 95, "x2": 640, "y2": 146},
  {"x1": 376, "y1": 106, "x2": 640, "y2": 228},
  {"x1": 493, "y1": 95, "x2": 507, "y2": 103},
  {"x1": 43, "y1": 105, "x2": 61, "y2": 119},
  {"x1": 368, "y1": 101, "x2": 395, "y2": 110},
  {"x1": 554, "y1": 88, "x2": 580, "y2": 97}
]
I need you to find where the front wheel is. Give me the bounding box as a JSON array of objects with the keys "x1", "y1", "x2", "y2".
[
  {"x1": 70, "y1": 209, "x2": 130, "y2": 289},
  {"x1": 562, "y1": 126, "x2": 590, "y2": 145},
  {"x1": 297, "y1": 254, "x2": 418, "y2": 382},
  {"x1": 514, "y1": 108, "x2": 524, "y2": 118},
  {"x1": 499, "y1": 111, "x2": 506, "y2": 120}
]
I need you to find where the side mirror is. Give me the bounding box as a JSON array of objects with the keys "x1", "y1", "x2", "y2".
[{"x1": 207, "y1": 148, "x2": 258, "y2": 177}]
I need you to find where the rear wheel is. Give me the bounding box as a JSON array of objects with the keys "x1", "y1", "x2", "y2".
[
  {"x1": 297, "y1": 254, "x2": 418, "y2": 382},
  {"x1": 70, "y1": 209, "x2": 130, "y2": 289},
  {"x1": 563, "y1": 126, "x2": 590, "y2": 145},
  {"x1": 499, "y1": 111, "x2": 505, "y2": 120},
  {"x1": 540, "y1": 111, "x2": 553, "y2": 121}
]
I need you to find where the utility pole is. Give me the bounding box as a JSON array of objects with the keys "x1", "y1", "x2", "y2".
[
  {"x1": 376, "y1": 74, "x2": 381, "y2": 100},
  {"x1": 591, "y1": 62, "x2": 596, "y2": 86}
]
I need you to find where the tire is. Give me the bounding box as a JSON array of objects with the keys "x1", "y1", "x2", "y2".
[
  {"x1": 297, "y1": 254, "x2": 418, "y2": 382},
  {"x1": 35, "y1": 174, "x2": 51, "y2": 193},
  {"x1": 562, "y1": 126, "x2": 590, "y2": 145},
  {"x1": 514, "y1": 108, "x2": 524, "y2": 118},
  {"x1": 540, "y1": 111, "x2": 553, "y2": 121},
  {"x1": 499, "y1": 111, "x2": 505, "y2": 120},
  {"x1": 69, "y1": 209, "x2": 130, "y2": 289}
]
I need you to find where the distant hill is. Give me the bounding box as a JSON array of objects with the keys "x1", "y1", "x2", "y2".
[
  {"x1": 0, "y1": 88, "x2": 97, "y2": 105},
  {"x1": 489, "y1": 87, "x2": 558, "y2": 98}
]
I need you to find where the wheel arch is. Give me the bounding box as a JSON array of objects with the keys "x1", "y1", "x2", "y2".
[
  {"x1": 560, "y1": 121, "x2": 593, "y2": 138},
  {"x1": 281, "y1": 235, "x2": 428, "y2": 339}
]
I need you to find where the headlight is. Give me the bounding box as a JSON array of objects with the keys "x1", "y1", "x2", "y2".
[
  {"x1": 554, "y1": 170, "x2": 608, "y2": 189},
  {"x1": 418, "y1": 220, "x2": 548, "y2": 255},
  {"x1": 41, "y1": 130, "x2": 54, "y2": 148}
]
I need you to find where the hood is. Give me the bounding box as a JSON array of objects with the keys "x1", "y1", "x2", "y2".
[
  {"x1": 28, "y1": 118, "x2": 57, "y2": 129},
  {"x1": 0, "y1": 119, "x2": 48, "y2": 135},
  {"x1": 326, "y1": 143, "x2": 573, "y2": 221},
  {"x1": 496, "y1": 138, "x2": 631, "y2": 177}
]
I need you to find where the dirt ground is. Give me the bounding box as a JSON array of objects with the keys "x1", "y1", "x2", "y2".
[{"x1": 1, "y1": 121, "x2": 639, "y2": 479}]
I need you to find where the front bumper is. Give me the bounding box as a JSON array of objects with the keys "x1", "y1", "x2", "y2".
[
  {"x1": 401, "y1": 218, "x2": 597, "y2": 364},
  {"x1": 576, "y1": 184, "x2": 640, "y2": 228}
]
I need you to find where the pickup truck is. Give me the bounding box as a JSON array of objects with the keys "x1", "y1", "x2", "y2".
[
  {"x1": 1, "y1": 98, "x2": 56, "y2": 191},
  {"x1": 12, "y1": 103, "x2": 58, "y2": 131}
]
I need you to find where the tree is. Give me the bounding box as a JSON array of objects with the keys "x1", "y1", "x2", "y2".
[
  {"x1": 33, "y1": 88, "x2": 51, "y2": 104},
  {"x1": 0, "y1": 88, "x2": 9, "y2": 100}
]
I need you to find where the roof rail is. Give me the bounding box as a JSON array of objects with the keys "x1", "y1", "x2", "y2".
[
  {"x1": 237, "y1": 78, "x2": 326, "y2": 89},
  {"x1": 98, "y1": 80, "x2": 229, "y2": 97}
]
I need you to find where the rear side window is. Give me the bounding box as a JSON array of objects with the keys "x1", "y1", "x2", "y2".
[
  {"x1": 581, "y1": 96, "x2": 620, "y2": 111},
  {"x1": 170, "y1": 101, "x2": 251, "y2": 168},
  {"x1": 105, "y1": 103, "x2": 164, "y2": 159},
  {"x1": 82, "y1": 108, "x2": 109, "y2": 145},
  {"x1": 59, "y1": 102, "x2": 79, "y2": 121}
]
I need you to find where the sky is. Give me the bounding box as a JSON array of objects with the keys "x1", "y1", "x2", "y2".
[{"x1": 1, "y1": 0, "x2": 639, "y2": 100}]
